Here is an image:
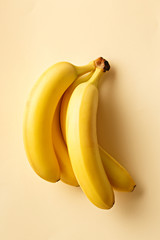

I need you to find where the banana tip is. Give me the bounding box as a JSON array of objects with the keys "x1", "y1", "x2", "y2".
[{"x1": 131, "y1": 184, "x2": 136, "y2": 192}]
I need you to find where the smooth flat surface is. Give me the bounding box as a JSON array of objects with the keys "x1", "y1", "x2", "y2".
[{"x1": 0, "y1": 0, "x2": 160, "y2": 239}]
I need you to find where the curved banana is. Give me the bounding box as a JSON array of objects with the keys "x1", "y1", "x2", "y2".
[
  {"x1": 99, "y1": 146, "x2": 136, "y2": 191},
  {"x1": 23, "y1": 60, "x2": 95, "y2": 182},
  {"x1": 66, "y1": 59, "x2": 115, "y2": 209},
  {"x1": 52, "y1": 99, "x2": 79, "y2": 186},
  {"x1": 60, "y1": 71, "x2": 94, "y2": 142},
  {"x1": 60, "y1": 67, "x2": 136, "y2": 192},
  {"x1": 52, "y1": 71, "x2": 94, "y2": 186}
]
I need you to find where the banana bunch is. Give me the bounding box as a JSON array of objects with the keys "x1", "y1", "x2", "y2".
[{"x1": 23, "y1": 57, "x2": 136, "y2": 209}]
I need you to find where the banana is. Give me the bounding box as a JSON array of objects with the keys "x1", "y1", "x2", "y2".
[
  {"x1": 99, "y1": 146, "x2": 136, "y2": 191},
  {"x1": 60, "y1": 65, "x2": 136, "y2": 192},
  {"x1": 23, "y1": 60, "x2": 95, "y2": 182},
  {"x1": 60, "y1": 71, "x2": 94, "y2": 142},
  {"x1": 66, "y1": 58, "x2": 115, "y2": 209},
  {"x1": 52, "y1": 71, "x2": 94, "y2": 186},
  {"x1": 52, "y1": 99, "x2": 79, "y2": 186}
]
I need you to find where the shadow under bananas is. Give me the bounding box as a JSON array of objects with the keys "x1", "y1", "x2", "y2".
[{"x1": 97, "y1": 65, "x2": 143, "y2": 215}]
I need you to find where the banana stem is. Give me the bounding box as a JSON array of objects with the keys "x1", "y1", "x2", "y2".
[
  {"x1": 95, "y1": 57, "x2": 110, "y2": 72},
  {"x1": 88, "y1": 57, "x2": 110, "y2": 87},
  {"x1": 75, "y1": 57, "x2": 110, "y2": 81},
  {"x1": 88, "y1": 68, "x2": 104, "y2": 87},
  {"x1": 75, "y1": 61, "x2": 95, "y2": 76}
]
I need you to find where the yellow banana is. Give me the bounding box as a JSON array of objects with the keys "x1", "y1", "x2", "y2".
[
  {"x1": 60, "y1": 65, "x2": 135, "y2": 192},
  {"x1": 66, "y1": 59, "x2": 115, "y2": 209},
  {"x1": 23, "y1": 60, "x2": 95, "y2": 182},
  {"x1": 52, "y1": 71, "x2": 94, "y2": 186},
  {"x1": 52, "y1": 99, "x2": 79, "y2": 186},
  {"x1": 60, "y1": 71, "x2": 94, "y2": 142},
  {"x1": 99, "y1": 146, "x2": 136, "y2": 191}
]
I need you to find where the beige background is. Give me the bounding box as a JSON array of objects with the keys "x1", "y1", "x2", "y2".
[{"x1": 0, "y1": 0, "x2": 160, "y2": 239}]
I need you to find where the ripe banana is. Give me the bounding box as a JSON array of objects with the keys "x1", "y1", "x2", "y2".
[
  {"x1": 60, "y1": 66, "x2": 135, "y2": 192},
  {"x1": 66, "y1": 59, "x2": 115, "y2": 209},
  {"x1": 52, "y1": 99, "x2": 79, "y2": 186},
  {"x1": 52, "y1": 71, "x2": 95, "y2": 186},
  {"x1": 60, "y1": 71, "x2": 94, "y2": 142},
  {"x1": 23, "y1": 60, "x2": 95, "y2": 182},
  {"x1": 99, "y1": 146, "x2": 136, "y2": 191}
]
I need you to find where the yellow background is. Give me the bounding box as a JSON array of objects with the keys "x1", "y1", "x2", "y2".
[{"x1": 0, "y1": 0, "x2": 160, "y2": 239}]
